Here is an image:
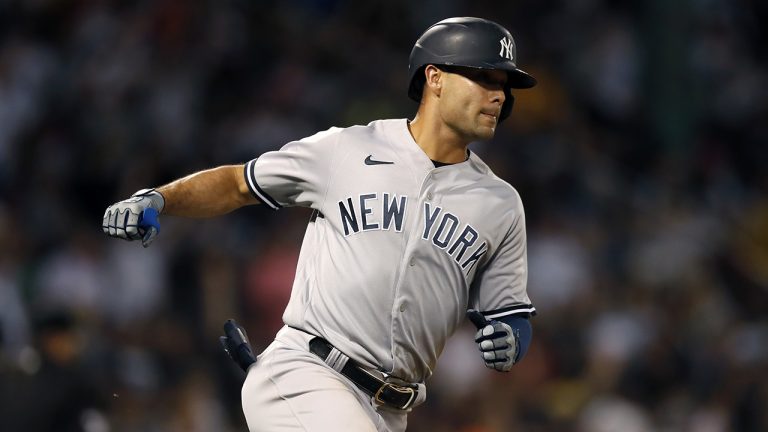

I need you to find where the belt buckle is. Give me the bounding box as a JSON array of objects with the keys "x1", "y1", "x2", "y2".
[{"x1": 374, "y1": 383, "x2": 416, "y2": 410}]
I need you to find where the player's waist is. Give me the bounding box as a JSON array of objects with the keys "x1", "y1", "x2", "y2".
[{"x1": 280, "y1": 326, "x2": 427, "y2": 410}]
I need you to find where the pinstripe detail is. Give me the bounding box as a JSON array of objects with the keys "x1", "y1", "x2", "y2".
[{"x1": 244, "y1": 159, "x2": 281, "y2": 210}]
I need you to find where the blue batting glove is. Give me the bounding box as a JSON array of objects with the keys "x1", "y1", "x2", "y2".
[{"x1": 102, "y1": 188, "x2": 164, "y2": 247}]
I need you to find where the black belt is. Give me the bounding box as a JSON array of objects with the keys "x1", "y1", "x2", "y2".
[{"x1": 308, "y1": 337, "x2": 418, "y2": 410}]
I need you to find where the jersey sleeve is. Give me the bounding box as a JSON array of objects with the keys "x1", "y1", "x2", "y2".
[
  {"x1": 468, "y1": 202, "x2": 536, "y2": 320},
  {"x1": 243, "y1": 127, "x2": 341, "y2": 210}
]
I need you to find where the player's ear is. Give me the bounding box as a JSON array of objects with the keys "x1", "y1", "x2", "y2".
[{"x1": 423, "y1": 65, "x2": 443, "y2": 98}]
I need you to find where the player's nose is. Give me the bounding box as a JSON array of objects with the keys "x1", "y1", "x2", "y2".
[{"x1": 490, "y1": 88, "x2": 505, "y2": 106}]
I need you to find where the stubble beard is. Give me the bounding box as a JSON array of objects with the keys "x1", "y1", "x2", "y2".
[{"x1": 474, "y1": 117, "x2": 497, "y2": 141}]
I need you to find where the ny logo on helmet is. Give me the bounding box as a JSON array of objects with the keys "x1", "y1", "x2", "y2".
[{"x1": 499, "y1": 37, "x2": 514, "y2": 61}]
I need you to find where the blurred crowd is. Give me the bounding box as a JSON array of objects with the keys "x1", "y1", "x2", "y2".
[{"x1": 1, "y1": 0, "x2": 766, "y2": 431}]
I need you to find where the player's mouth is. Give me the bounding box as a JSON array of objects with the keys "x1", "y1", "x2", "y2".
[{"x1": 480, "y1": 111, "x2": 498, "y2": 122}]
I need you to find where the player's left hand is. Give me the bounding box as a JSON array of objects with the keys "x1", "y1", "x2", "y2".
[{"x1": 467, "y1": 309, "x2": 518, "y2": 372}]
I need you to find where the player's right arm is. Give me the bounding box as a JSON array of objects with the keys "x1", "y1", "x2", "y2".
[
  {"x1": 156, "y1": 164, "x2": 259, "y2": 217},
  {"x1": 102, "y1": 164, "x2": 259, "y2": 246},
  {"x1": 104, "y1": 125, "x2": 341, "y2": 246}
]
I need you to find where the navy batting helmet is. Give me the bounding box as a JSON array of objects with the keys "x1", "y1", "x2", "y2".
[{"x1": 408, "y1": 17, "x2": 536, "y2": 121}]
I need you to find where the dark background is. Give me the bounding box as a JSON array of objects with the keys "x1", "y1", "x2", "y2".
[{"x1": 1, "y1": 0, "x2": 766, "y2": 431}]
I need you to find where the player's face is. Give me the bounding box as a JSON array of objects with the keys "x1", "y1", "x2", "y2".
[{"x1": 437, "y1": 66, "x2": 507, "y2": 141}]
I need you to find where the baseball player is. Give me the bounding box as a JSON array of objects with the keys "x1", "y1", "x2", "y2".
[{"x1": 103, "y1": 17, "x2": 536, "y2": 432}]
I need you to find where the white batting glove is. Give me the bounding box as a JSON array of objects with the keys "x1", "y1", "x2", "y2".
[
  {"x1": 102, "y1": 189, "x2": 165, "y2": 247},
  {"x1": 467, "y1": 310, "x2": 518, "y2": 372}
]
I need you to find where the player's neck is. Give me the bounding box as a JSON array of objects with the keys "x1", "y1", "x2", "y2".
[{"x1": 408, "y1": 114, "x2": 470, "y2": 164}]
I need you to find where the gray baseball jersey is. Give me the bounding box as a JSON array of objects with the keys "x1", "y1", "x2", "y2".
[{"x1": 244, "y1": 118, "x2": 535, "y2": 384}]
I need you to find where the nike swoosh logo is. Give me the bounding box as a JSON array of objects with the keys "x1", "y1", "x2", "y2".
[{"x1": 364, "y1": 155, "x2": 394, "y2": 165}]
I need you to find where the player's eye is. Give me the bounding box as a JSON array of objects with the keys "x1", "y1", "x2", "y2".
[
  {"x1": 473, "y1": 72, "x2": 506, "y2": 89},
  {"x1": 439, "y1": 66, "x2": 506, "y2": 89},
  {"x1": 460, "y1": 69, "x2": 505, "y2": 88}
]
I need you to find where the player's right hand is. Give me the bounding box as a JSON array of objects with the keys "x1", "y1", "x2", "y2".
[{"x1": 102, "y1": 188, "x2": 165, "y2": 247}]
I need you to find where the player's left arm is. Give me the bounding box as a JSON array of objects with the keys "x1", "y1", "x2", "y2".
[{"x1": 467, "y1": 194, "x2": 534, "y2": 372}]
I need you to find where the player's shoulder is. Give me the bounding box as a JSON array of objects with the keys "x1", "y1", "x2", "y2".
[
  {"x1": 336, "y1": 118, "x2": 402, "y2": 140},
  {"x1": 467, "y1": 152, "x2": 524, "y2": 208},
  {"x1": 299, "y1": 126, "x2": 345, "y2": 143},
  {"x1": 303, "y1": 119, "x2": 399, "y2": 142}
]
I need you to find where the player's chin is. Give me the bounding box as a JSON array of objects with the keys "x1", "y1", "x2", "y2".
[
  {"x1": 474, "y1": 124, "x2": 497, "y2": 140},
  {"x1": 476, "y1": 115, "x2": 498, "y2": 139}
]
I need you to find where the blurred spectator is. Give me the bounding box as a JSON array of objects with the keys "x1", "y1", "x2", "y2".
[{"x1": 0, "y1": 311, "x2": 108, "y2": 432}]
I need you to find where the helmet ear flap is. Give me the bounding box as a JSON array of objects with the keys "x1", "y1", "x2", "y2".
[{"x1": 498, "y1": 88, "x2": 514, "y2": 123}]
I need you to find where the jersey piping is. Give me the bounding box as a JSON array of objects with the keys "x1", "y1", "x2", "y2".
[{"x1": 245, "y1": 159, "x2": 282, "y2": 210}]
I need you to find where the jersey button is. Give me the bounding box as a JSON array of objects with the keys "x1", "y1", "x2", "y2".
[
  {"x1": 399, "y1": 303, "x2": 406, "y2": 312},
  {"x1": 427, "y1": 192, "x2": 433, "y2": 200},
  {"x1": 409, "y1": 257, "x2": 415, "y2": 266}
]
